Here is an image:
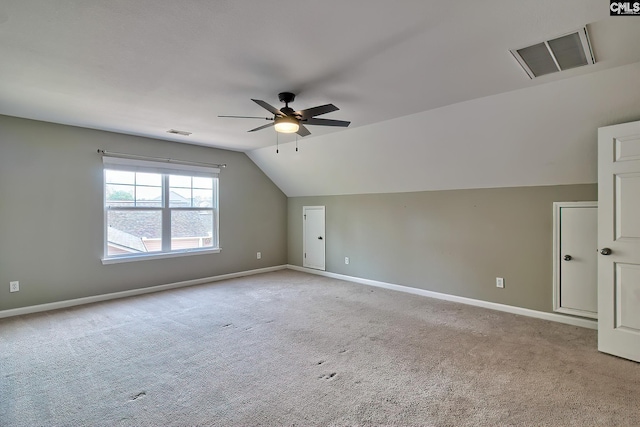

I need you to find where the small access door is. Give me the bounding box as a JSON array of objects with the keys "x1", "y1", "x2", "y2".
[
  {"x1": 553, "y1": 202, "x2": 598, "y2": 319},
  {"x1": 303, "y1": 206, "x2": 325, "y2": 270},
  {"x1": 598, "y1": 120, "x2": 640, "y2": 362}
]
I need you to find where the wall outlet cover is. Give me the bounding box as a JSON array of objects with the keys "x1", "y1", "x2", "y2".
[
  {"x1": 345, "y1": 257, "x2": 350, "y2": 264},
  {"x1": 10, "y1": 281, "x2": 19, "y2": 292},
  {"x1": 257, "y1": 252, "x2": 261, "y2": 259}
]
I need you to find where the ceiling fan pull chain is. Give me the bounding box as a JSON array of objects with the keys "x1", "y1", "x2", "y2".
[
  {"x1": 296, "y1": 134, "x2": 298, "y2": 152},
  {"x1": 276, "y1": 132, "x2": 279, "y2": 154}
]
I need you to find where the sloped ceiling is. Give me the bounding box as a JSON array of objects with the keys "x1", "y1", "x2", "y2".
[
  {"x1": 249, "y1": 62, "x2": 640, "y2": 196},
  {"x1": 1, "y1": 0, "x2": 639, "y2": 196}
]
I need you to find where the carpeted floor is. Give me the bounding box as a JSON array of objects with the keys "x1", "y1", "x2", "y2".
[{"x1": 1, "y1": 269, "x2": 639, "y2": 426}]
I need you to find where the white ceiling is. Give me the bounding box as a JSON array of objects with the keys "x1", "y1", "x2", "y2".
[{"x1": 1, "y1": 1, "x2": 640, "y2": 196}]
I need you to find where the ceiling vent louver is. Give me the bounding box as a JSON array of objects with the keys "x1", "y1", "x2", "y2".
[{"x1": 510, "y1": 27, "x2": 595, "y2": 79}]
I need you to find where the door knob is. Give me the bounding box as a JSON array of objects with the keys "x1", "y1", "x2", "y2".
[
  {"x1": 600, "y1": 248, "x2": 612, "y2": 255},
  {"x1": 318, "y1": 236, "x2": 323, "y2": 240},
  {"x1": 564, "y1": 255, "x2": 572, "y2": 261}
]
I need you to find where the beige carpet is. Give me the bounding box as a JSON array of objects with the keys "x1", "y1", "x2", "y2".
[{"x1": 1, "y1": 270, "x2": 638, "y2": 426}]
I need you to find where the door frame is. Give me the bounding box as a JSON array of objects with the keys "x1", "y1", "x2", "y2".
[
  {"x1": 302, "y1": 206, "x2": 325, "y2": 270},
  {"x1": 552, "y1": 201, "x2": 598, "y2": 318}
]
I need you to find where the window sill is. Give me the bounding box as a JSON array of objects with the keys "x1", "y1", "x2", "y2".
[{"x1": 101, "y1": 248, "x2": 221, "y2": 265}]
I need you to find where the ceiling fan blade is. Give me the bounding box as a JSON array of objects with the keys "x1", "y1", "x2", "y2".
[
  {"x1": 297, "y1": 104, "x2": 339, "y2": 119},
  {"x1": 296, "y1": 124, "x2": 311, "y2": 137},
  {"x1": 248, "y1": 122, "x2": 275, "y2": 132},
  {"x1": 304, "y1": 118, "x2": 351, "y2": 127},
  {"x1": 218, "y1": 115, "x2": 272, "y2": 120},
  {"x1": 252, "y1": 99, "x2": 284, "y2": 116}
]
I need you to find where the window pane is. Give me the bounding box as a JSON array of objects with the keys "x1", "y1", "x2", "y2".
[
  {"x1": 135, "y1": 186, "x2": 162, "y2": 207},
  {"x1": 106, "y1": 170, "x2": 134, "y2": 185},
  {"x1": 136, "y1": 172, "x2": 161, "y2": 186},
  {"x1": 106, "y1": 184, "x2": 135, "y2": 207},
  {"x1": 193, "y1": 188, "x2": 213, "y2": 207},
  {"x1": 192, "y1": 177, "x2": 213, "y2": 189},
  {"x1": 169, "y1": 175, "x2": 191, "y2": 188},
  {"x1": 171, "y1": 210, "x2": 213, "y2": 250},
  {"x1": 107, "y1": 210, "x2": 162, "y2": 255},
  {"x1": 104, "y1": 168, "x2": 219, "y2": 259},
  {"x1": 169, "y1": 188, "x2": 192, "y2": 207}
]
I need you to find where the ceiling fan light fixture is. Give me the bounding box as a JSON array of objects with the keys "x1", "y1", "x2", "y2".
[{"x1": 274, "y1": 116, "x2": 299, "y2": 133}]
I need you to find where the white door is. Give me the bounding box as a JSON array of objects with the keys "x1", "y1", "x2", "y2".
[
  {"x1": 303, "y1": 206, "x2": 325, "y2": 270},
  {"x1": 553, "y1": 203, "x2": 598, "y2": 318},
  {"x1": 598, "y1": 120, "x2": 640, "y2": 362}
]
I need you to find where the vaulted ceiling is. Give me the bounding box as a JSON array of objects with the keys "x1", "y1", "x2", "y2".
[{"x1": 1, "y1": 1, "x2": 639, "y2": 196}]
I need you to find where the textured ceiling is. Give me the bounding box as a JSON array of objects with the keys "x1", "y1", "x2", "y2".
[{"x1": 1, "y1": 1, "x2": 640, "y2": 195}]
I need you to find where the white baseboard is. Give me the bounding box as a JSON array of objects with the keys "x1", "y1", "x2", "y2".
[
  {"x1": 0, "y1": 265, "x2": 288, "y2": 319},
  {"x1": 287, "y1": 265, "x2": 597, "y2": 330},
  {"x1": 1, "y1": 264, "x2": 598, "y2": 331}
]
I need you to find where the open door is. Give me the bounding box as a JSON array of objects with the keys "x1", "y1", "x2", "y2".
[
  {"x1": 598, "y1": 120, "x2": 640, "y2": 362},
  {"x1": 303, "y1": 206, "x2": 325, "y2": 271}
]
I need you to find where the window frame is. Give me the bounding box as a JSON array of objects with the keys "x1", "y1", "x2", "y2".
[{"x1": 101, "y1": 156, "x2": 220, "y2": 264}]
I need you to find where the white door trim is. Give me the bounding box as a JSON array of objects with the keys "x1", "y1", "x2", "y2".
[{"x1": 552, "y1": 201, "x2": 598, "y2": 319}]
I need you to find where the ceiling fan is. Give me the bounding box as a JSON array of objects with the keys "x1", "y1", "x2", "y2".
[{"x1": 219, "y1": 92, "x2": 350, "y2": 137}]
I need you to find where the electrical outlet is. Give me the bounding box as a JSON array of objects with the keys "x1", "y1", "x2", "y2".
[
  {"x1": 345, "y1": 257, "x2": 350, "y2": 265},
  {"x1": 496, "y1": 277, "x2": 504, "y2": 289},
  {"x1": 256, "y1": 252, "x2": 261, "y2": 260},
  {"x1": 10, "y1": 281, "x2": 19, "y2": 293}
]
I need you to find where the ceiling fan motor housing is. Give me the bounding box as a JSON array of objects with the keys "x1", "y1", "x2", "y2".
[{"x1": 280, "y1": 106, "x2": 295, "y2": 116}]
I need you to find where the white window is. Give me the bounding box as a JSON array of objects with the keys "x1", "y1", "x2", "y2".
[{"x1": 102, "y1": 156, "x2": 220, "y2": 263}]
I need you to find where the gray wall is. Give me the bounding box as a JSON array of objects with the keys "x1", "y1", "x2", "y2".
[
  {"x1": 0, "y1": 115, "x2": 287, "y2": 311},
  {"x1": 288, "y1": 185, "x2": 597, "y2": 313}
]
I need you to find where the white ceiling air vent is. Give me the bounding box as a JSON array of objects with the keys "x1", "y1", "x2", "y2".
[
  {"x1": 167, "y1": 129, "x2": 192, "y2": 136},
  {"x1": 510, "y1": 27, "x2": 595, "y2": 79}
]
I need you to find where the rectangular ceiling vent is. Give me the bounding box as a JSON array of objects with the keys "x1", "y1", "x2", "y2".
[
  {"x1": 167, "y1": 129, "x2": 192, "y2": 136},
  {"x1": 510, "y1": 27, "x2": 595, "y2": 79}
]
